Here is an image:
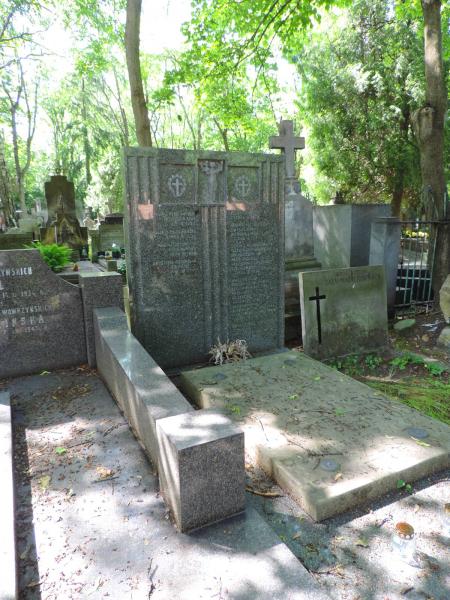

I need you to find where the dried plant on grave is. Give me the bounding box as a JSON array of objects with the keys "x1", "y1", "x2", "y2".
[{"x1": 209, "y1": 338, "x2": 251, "y2": 365}]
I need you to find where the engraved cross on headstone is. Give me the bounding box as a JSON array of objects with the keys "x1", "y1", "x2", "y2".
[
  {"x1": 269, "y1": 120, "x2": 305, "y2": 180},
  {"x1": 308, "y1": 286, "x2": 326, "y2": 344}
]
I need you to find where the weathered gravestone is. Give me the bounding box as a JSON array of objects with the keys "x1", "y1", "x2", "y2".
[
  {"x1": 44, "y1": 174, "x2": 77, "y2": 225},
  {"x1": 40, "y1": 175, "x2": 88, "y2": 257},
  {"x1": 0, "y1": 249, "x2": 123, "y2": 378},
  {"x1": 299, "y1": 265, "x2": 388, "y2": 359},
  {"x1": 124, "y1": 148, "x2": 284, "y2": 369},
  {"x1": 269, "y1": 120, "x2": 321, "y2": 341}
]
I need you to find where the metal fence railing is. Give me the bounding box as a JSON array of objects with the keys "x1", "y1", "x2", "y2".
[{"x1": 396, "y1": 221, "x2": 437, "y2": 308}]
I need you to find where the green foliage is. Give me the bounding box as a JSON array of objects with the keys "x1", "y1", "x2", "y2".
[
  {"x1": 424, "y1": 362, "x2": 447, "y2": 377},
  {"x1": 389, "y1": 353, "x2": 424, "y2": 371},
  {"x1": 296, "y1": 0, "x2": 424, "y2": 207},
  {"x1": 367, "y1": 378, "x2": 450, "y2": 425},
  {"x1": 364, "y1": 354, "x2": 383, "y2": 370},
  {"x1": 396, "y1": 479, "x2": 413, "y2": 494},
  {"x1": 28, "y1": 242, "x2": 72, "y2": 272}
]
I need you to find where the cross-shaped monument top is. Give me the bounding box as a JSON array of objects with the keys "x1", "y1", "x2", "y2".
[{"x1": 269, "y1": 119, "x2": 305, "y2": 180}]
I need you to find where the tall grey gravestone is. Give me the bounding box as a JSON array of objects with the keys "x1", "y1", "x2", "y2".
[{"x1": 124, "y1": 148, "x2": 285, "y2": 369}]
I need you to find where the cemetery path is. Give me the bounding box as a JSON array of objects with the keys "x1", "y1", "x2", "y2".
[
  {"x1": 4, "y1": 369, "x2": 449, "y2": 600},
  {"x1": 5, "y1": 366, "x2": 330, "y2": 600},
  {"x1": 246, "y1": 464, "x2": 450, "y2": 600}
]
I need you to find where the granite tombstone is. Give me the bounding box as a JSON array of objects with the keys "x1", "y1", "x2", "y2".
[
  {"x1": 0, "y1": 249, "x2": 123, "y2": 377},
  {"x1": 0, "y1": 249, "x2": 86, "y2": 377},
  {"x1": 124, "y1": 148, "x2": 284, "y2": 369},
  {"x1": 299, "y1": 265, "x2": 388, "y2": 359}
]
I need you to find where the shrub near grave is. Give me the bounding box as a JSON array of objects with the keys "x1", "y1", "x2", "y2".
[{"x1": 27, "y1": 242, "x2": 72, "y2": 272}]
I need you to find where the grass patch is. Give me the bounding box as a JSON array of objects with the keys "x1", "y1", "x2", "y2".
[{"x1": 366, "y1": 378, "x2": 450, "y2": 425}]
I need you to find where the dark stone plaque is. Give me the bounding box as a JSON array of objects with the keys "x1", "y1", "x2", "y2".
[
  {"x1": 124, "y1": 148, "x2": 284, "y2": 369},
  {"x1": 299, "y1": 266, "x2": 388, "y2": 359},
  {"x1": 0, "y1": 249, "x2": 87, "y2": 377}
]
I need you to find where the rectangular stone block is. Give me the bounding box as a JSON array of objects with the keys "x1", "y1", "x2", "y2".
[
  {"x1": 124, "y1": 147, "x2": 285, "y2": 369},
  {"x1": 157, "y1": 409, "x2": 245, "y2": 532},
  {"x1": 0, "y1": 391, "x2": 17, "y2": 600},
  {"x1": 299, "y1": 265, "x2": 388, "y2": 359},
  {"x1": 93, "y1": 307, "x2": 192, "y2": 465},
  {"x1": 80, "y1": 271, "x2": 124, "y2": 367}
]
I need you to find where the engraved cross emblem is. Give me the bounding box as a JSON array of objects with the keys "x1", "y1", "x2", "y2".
[
  {"x1": 269, "y1": 120, "x2": 305, "y2": 179},
  {"x1": 234, "y1": 175, "x2": 251, "y2": 198},
  {"x1": 168, "y1": 173, "x2": 186, "y2": 198},
  {"x1": 308, "y1": 286, "x2": 326, "y2": 344}
]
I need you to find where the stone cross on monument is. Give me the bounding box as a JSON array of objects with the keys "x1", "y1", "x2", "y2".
[{"x1": 269, "y1": 120, "x2": 305, "y2": 194}]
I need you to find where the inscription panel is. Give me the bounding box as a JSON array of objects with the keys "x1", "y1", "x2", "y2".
[
  {"x1": 299, "y1": 266, "x2": 388, "y2": 360},
  {"x1": 0, "y1": 250, "x2": 87, "y2": 377},
  {"x1": 125, "y1": 148, "x2": 284, "y2": 369}
]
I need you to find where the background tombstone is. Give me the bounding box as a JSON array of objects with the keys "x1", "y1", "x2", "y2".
[
  {"x1": 124, "y1": 147, "x2": 284, "y2": 369},
  {"x1": 299, "y1": 265, "x2": 388, "y2": 359},
  {"x1": 313, "y1": 204, "x2": 391, "y2": 269},
  {"x1": 40, "y1": 174, "x2": 88, "y2": 259},
  {"x1": 269, "y1": 120, "x2": 321, "y2": 340},
  {"x1": 44, "y1": 175, "x2": 77, "y2": 225},
  {"x1": 369, "y1": 216, "x2": 402, "y2": 317}
]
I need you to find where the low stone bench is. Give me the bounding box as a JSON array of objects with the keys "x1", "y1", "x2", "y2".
[
  {"x1": 0, "y1": 391, "x2": 17, "y2": 600},
  {"x1": 93, "y1": 307, "x2": 245, "y2": 531}
]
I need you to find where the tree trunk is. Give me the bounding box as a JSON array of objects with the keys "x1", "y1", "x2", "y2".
[
  {"x1": 81, "y1": 78, "x2": 92, "y2": 186},
  {"x1": 125, "y1": 0, "x2": 152, "y2": 147},
  {"x1": 391, "y1": 175, "x2": 404, "y2": 218},
  {"x1": 0, "y1": 132, "x2": 16, "y2": 226},
  {"x1": 10, "y1": 105, "x2": 26, "y2": 212},
  {"x1": 391, "y1": 105, "x2": 410, "y2": 217},
  {"x1": 412, "y1": 0, "x2": 448, "y2": 295}
]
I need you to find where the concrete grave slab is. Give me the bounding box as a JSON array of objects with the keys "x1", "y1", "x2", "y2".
[
  {"x1": 299, "y1": 265, "x2": 388, "y2": 359},
  {"x1": 180, "y1": 351, "x2": 450, "y2": 521}
]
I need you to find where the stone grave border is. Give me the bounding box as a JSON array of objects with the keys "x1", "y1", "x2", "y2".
[
  {"x1": 0, "y1": 391, "x2": 16, "y2": 600},
  {"x1": 93, "y1": 307, "x2": 245, "y2": 532}
]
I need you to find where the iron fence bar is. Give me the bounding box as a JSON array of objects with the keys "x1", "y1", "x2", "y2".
[{"x1": 427, "y1": 224, "x2": 437, "y2": 302}]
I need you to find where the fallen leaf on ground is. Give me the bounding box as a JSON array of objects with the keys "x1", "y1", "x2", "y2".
[
  {"x1": 245, "y1": 485, "x2": 283, "y2": 498},
  {"x1": 39, "y1": 475, "x2": 51, "y2": 490},
  {"x1": 96, "y1": 466, "x2": 115, "y2": 480},
  {"x1": 355, "y1": 537, "x2": 369, "y2": 547},
  {"x1": 411, "y1": 437, "x2": 431, "y2": 447},
  {"x1": 334, "y1": 472, "x2": 343, "y2": 481},
  {"x1": 292, "y1": 532, "x2": 301, "y2": 540},
  {"x1": 39, "y1": 371, "x2": 50, "y2": 375},
  {"x1": 55, "y1": 446, "x2": 67, "y2": 455}
]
